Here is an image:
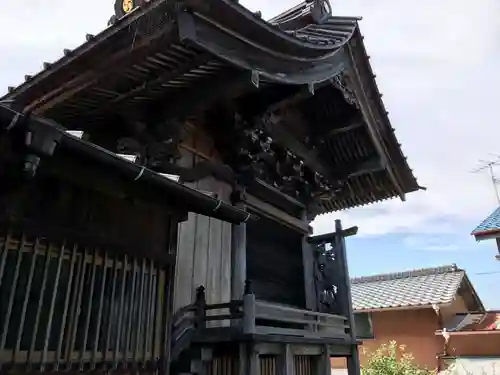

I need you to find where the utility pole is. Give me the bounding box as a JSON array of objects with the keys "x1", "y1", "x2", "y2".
[{"x1": 471, "y1": 155, "x2": 500, "y2": 204}]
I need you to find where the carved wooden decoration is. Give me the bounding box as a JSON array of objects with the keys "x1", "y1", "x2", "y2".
[
  {"x1": 312, "y1": 242, "x2": 341, "y2": 314},
  {"x1": 332, "y1": 72, "x2": 359, "y2": 108},
  {"x1": 224, "y1": 123, "x2": 332, "y2": 205}
]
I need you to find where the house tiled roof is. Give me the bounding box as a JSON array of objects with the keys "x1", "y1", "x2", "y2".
[
  {"x1": 351, "y1": 265, "x2": 465, "y2": 311},
  {"x1": 471, "y1": 206, "x2": 500, "y2": 239}
]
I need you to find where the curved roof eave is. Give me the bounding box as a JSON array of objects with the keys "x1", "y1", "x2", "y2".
[
  {"x1": 176, "y1": 11, "x2": 354, "y2": 85},
  {"x1": 2, "y1": 0, "x2": 363, "y2": 102}
]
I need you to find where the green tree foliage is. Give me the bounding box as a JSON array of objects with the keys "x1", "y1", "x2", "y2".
[{"x1": 361, "y1": 341, "x2": 436, "y2": 375}]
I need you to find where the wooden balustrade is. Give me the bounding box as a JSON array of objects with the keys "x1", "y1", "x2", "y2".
[{"x1": 171, "y1": 284, "x2": 350, "y2": 352}]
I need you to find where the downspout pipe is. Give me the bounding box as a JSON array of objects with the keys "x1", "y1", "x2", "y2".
[{"x1": 0, "y1": 104, "x2": 255, "y2": 224}]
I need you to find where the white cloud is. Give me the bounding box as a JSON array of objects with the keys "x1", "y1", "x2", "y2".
[{"x1": 1, "y1": 0, "x2": 499, "y2": 242}]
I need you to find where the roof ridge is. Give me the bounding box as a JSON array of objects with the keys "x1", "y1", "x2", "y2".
[{"x1": 351, "y1": 264, "x2": 461, "y2": 284}]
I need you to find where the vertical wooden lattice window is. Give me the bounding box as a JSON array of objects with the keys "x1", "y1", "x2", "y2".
[
  {"x1": 0, "y1": 229, "x2": 170, "y2": 371},
  {"x1": 294, "y1": 355, "x2": 313, "y2": 375},
  {"x1": 259, "y1": 355, "x2": 278, "y2": 375}
]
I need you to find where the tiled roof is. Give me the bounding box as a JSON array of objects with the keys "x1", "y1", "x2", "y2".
[
  {"x1": 351, "y1": 265, "x2": 465, "y2": 311},
  {"x1": 471, "y1": 206, "x2": 500, "y2": 238},
  {"x1": 0, "y1": 0, "x2": 421, "y2": 214}
]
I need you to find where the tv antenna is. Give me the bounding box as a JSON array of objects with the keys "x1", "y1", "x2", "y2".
[{"x1": 471, "y1": 154, "x2": 500, "y2": 204}]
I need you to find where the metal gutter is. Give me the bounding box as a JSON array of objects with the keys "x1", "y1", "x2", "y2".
[{"x1": 0, "y1": 104, "x2": 254, "y2": 224}]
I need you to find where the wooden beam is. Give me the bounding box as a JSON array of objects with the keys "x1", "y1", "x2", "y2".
[
  {"x1": 344, "y1": 156, "x2": 384, "y2": 178},
  {"x1": 246, "y1": 178, "x2": 305, "y2": 219},
  {"x1": 326, "y1": 116, "x2": 364, "y2": 137},
  {"x1": 307, "y1": 226, "x2": 358, "y2": 244},
  {"x1": 243, "y1": 194, "x2": 310, "y2": 234}
]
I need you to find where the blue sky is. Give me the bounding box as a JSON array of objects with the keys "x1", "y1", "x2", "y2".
[
  {"x1": 1, "y1": 0, "x2": 500, "y2": 307},
  {"x1": 313, "y1": 202, "x2": 500, "y2": 309},
  {"x1": 345, "y1": 233, "x2": 500, "y2": 310}
]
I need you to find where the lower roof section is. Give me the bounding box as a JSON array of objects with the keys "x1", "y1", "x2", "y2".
[
  {"x1": 351, "y1": 265, "x2": 484, "y2": 312},
  {"x1": 0, "y1": 104, "x2": 252, "y2": 224}
]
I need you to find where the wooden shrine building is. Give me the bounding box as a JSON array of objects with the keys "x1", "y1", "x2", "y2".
[{"x1": 0, "y1": 0, "x2": 421, "y2": 374}]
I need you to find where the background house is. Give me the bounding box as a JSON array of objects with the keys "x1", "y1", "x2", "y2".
[
  {"x1": 331, "y1": 264, "x2": 499, "y2": 373},
  {"x1": 471, "y1": 206, "x2": 500, "y2": 260}
]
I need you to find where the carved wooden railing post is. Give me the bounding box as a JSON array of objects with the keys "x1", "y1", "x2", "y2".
[
  {"x1": 242, "y1": 280, "x2": 256, "y2": 334},
  {"x1": 194, "y1": 285, "x2": 206, "y2": 329}
]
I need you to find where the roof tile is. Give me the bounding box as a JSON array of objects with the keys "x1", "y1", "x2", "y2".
[{"x1": 351, "y1": 265, "x2": 464, "y2": 311}]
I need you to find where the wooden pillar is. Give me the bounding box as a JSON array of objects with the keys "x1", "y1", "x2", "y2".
[
  {"x1": 249, "y1": 345, "x2": 260, "y2": 375},
  {"x1": 239, "y1": 343, "x2": 248, "y2": 375},
  {"x1": 242, "y1": 281, "x2": 256, "y2": 334},
  {"x1": 281, "y1": 344, "x2": 294, "y2": 375},
  {"x1": 301, "y1": 211, "x2": 317, "y2": 311},
  {"x1": 334, "y1": 219, "x2": 360, "y2": 375},
  {"x1": 239, "y1": 343, "x2": 260, "y2": 375},
  {"x1": 315, "y1": 345, "x2": 330, "y2": 375},
  {"x1": 231, "y1": 200, "x2": 247, "y2": 300}
]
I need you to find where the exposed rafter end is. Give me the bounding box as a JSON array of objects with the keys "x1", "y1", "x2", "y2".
[
  {"x1": 308, "y1": 82, "x2": 315, "y2": 95},
  {"x1": 65, "y1": 130, "x2": 85, "y2": 139},
  {"x1": 251, "y1": 70, "x2": 260, "y2": 88}
]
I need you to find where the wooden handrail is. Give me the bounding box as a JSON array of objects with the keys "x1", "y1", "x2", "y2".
[
  {"x1": 254, "y1": 300, "x2": 347, "y2": 321},
  {"x1": 171, "y1": 304, "x2": 196, "y2": 324},
  {"x1": 204, "y1": 300, "x2": 243, "y2": 311}
]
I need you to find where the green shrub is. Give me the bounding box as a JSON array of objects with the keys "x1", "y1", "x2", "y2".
[{"x1": 361, "y1": 341, "x2": 435, "y2": 375}]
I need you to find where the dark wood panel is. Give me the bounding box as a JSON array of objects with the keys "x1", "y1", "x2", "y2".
[
  {"x1": 2, "y1": 169, "x2": 174, "y2": 264},
  {"x1": 247, "y1": 215, "x2": 305, "y2": 308}
]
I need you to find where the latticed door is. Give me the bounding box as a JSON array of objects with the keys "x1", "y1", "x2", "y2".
[{"x1": 0, "y1": 227, "x2": 173, "y2": 373}]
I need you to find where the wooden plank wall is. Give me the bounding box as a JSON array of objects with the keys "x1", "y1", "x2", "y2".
[{"x1": 173, "y1": 124, "x2": 232, "y2": 323}]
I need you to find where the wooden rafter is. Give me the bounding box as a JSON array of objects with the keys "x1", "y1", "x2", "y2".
[
  {"x1": 88, "y1": 53, "x2": 213, "y2": 117},
  {"x1": 28, "y1": 27, "x2": 177, "y2": 114}
]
